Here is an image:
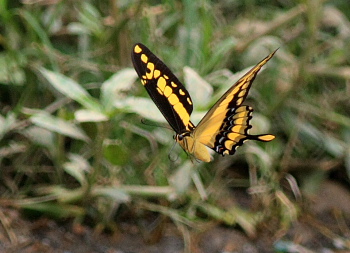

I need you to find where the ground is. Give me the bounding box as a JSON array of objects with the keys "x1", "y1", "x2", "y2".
[{"x1": 1, "y1": 180, "x2": 349, "y2": 253}]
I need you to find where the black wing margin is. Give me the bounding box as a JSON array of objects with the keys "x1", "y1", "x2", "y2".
[{"x1": 131, "y1": 43, "x2": 195, "y2": 133}]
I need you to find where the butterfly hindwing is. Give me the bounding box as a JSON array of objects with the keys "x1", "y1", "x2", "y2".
[
  {"x1": 214, "y1": 105, "x2": 274, "y2": 155},
  {"x1": 131, "y1": 43, "x2": 195, "y2": 133}
]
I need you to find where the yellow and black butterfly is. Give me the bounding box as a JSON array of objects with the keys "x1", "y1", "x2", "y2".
[{"x1": 132, "y1": 43, "x2": 276, "y2": 162}]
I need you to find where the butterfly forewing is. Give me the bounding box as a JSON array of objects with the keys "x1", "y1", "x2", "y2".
[
  {"x1": 194, "y1": 50, "x2": 277, "y2": 155},
  {"x1": 131, "y1": 43, "x2": 195, "y2": 133}
]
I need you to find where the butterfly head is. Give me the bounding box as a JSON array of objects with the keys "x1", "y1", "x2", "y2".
[{"x1": 175, "y1": 132, "x2": 190, "y2": 142}]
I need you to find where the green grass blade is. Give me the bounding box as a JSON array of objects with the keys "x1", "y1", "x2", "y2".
[
  {"x1": 40, "y1": 68, "x2": 102, "y2": 113},
  {"x1": 30, "y1": 111, "x2": 90, "y2": 142}
]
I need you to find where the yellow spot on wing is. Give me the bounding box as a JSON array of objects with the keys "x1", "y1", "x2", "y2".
[
  {"x1": 168, "y1": 94, "x2": 180, "y2": 105},
  {"x1": 179, "y1": 89, "x2": 185, "y2": 95},
  {"x1": 141, "y1": 54, "x2": 148, "y2": 63},
  {"x1": 234, "y1": 118, "x2": 245, "y2": 125},
  {"x1": 157, "y1": 87, "x2": 163, "y2": 95},
  {"x1": 171, "y1": 82, "x2": 177, "y2": 88},
  {"x1": 154, "y1": 70, "x2": 161, "y2": 78},
  {"x1": 242, "y1": 82, "x2": 250, "y2": 89},
  {"x1": 236, "y1": 107, "x2": 246, "y2": 113},
  {"x1": 224, "y1": 140, "x2": 235, "y2": 150},
  {"x1": 157, "y1": 77, "x2": 166, "y2": 91},
  {"x1": 164, "y1": 75, "x2": 169, "y2": 79},
  {"x1": 245, "y1": 76, "x2": 252, "y2": 82},
  {"x1": 146, "y1": 62, "x2": 155, "y2": 79},
  {"x1": 227, "y1": 133, "x2": 239, "y2": 141},
  {"x1": 231, "y1": 125, "x2": 245, "y2": 134},
  {"x1": 187, "y1": 97, "x2": 192, "y2": 105},
  {"x1": 174, "y1": 103, "x2": 190, "y2": 125},
  {"x1": 220, "y1": 86, "x2": 239, "y2": 107},
  {"x1": 234, "y1": 111, "x2": 249, "y2": 119},
  {"x1": 164, "y1": 86, "x2": 172, "y2": 97},
  {"x1": 134, "y1": 45, "x2": 142, "y2": 53},
  {"x1": 238, "y1": 90, "x2": 246, "y2": 97}
]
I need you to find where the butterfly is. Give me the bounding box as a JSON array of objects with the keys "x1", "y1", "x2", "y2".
[{"x1": 131, "y1": 43, "x2": 276, "y2": 162}]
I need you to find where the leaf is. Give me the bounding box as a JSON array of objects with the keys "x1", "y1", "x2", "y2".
[
  {"x1": 77, "y1": 2, "x2": 103, "y2": 37},
  {"x1": 19, "y1": 10, "x2": 57, "y2": 69},
  {"x1": 197, "y1": 203, "x2": 257, "y2": 237},
  {"x1": 101, "y1": 68, "x2": 138, "y2": 112},
  {"x1": 63, "y1": 154, "x2": 91, "y2": 186},
  {"x1": 204, "y1": 38, "x2": 237, "y2": 72},
  {"x1": 103, "y1": 140, "x2": 129, "y2": 166},
  {"x1": 30, "y1": 111, "x2": 89, "y2": 141},
  {"x1": 23, "y1": 126, "x2": 56, "y2": 154},
  {"x1": 66, "y1": 22, "x2": 90, "y2": 35},
  {"x1": 0, "y1": 53, "x2": 26, "y2": 85},
  {"x1": 114, "y1": 96, "x2": 166, "y2": 123},
  {"x1": 40, "y1": 68, "x2": 101, "y2": 112},
  {"x1": 170, "y1": 161, "x2": 193, "y2": 194},
  {"x1": 75, "y1": 109, "x2": 108, "y2": 122},
  {"x1": 184, "y1": 66, "x2": 213, "y2": 108},
  {"x1": 0, "y1": 113, "x2": 17, "y2": 141},
  {"x1": 21, "y1": 202, "x2": 85, "y2": 219},
  {"x1": 39, "y1": 186, "x2": 86, "y2": 203},
  {"x1": 120, "y1": 185, "x2": 175, "y2": 198},
  {"x1": 92, "y1": 186, "x2": 130, "y2": 203}
]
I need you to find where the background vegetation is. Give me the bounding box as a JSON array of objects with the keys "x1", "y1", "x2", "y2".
[{"x1": 0, "y1": 0, "x2": 350, "y2": 252}]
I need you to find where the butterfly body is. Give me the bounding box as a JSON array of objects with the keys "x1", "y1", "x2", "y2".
[
  {"x1": 132, "y1": 43, "x2": 276, "y2": 162},
  {"x1": 176, "y1": 131, "x2": 212, "y2": 162}
]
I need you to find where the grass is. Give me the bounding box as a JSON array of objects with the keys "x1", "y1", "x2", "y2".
[{"x1": 1, "y1": 0, "x2": 350, "y2": 251}]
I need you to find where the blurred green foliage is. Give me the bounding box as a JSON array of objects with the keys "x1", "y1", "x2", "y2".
[{"x1": 0, "y1": 0, "x2": 350, "y2": 250}]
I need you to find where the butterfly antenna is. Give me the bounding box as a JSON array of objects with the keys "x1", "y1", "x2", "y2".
[
  {"x1": 168, "y1": 141, "x2": 179, "y2": 162},
  {"x1": 140, "y1": 118, "x2": 172, "y2": 131}
]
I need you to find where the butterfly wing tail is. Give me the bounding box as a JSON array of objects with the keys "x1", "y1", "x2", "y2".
[
  {"x1": 204, "y1": 105, "x2": 275, "y2": 156},
  {"x1": 252, "y1": 134, "x2": 275, "y2": 142}
]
